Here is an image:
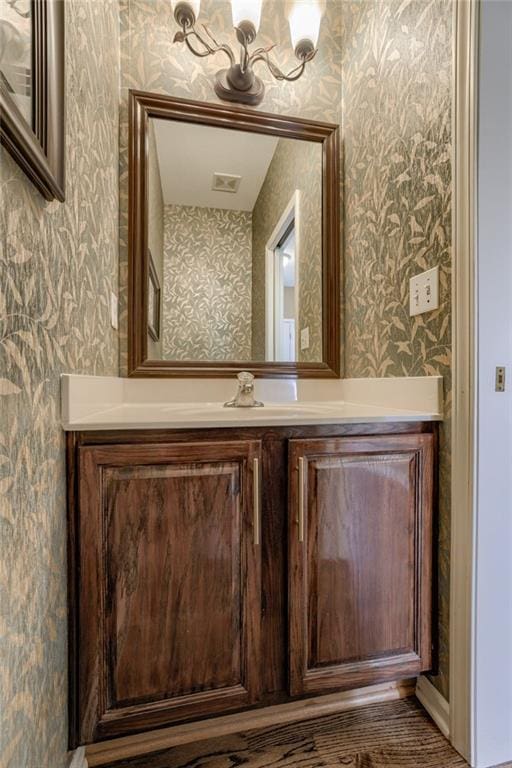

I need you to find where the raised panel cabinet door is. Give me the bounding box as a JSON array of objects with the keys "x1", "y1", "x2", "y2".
[
  {"x1": 288, "y1": 434, "x2": 434, "y2": 696},
  {"x1": 77, "y1": 440, "x2": 262, "y2": 743}
]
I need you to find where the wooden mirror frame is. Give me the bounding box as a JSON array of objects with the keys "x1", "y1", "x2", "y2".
[
  {"x1": 0, "y1": 0, "x2": 65, "y2": 201},
  {"x1": 128, "y1": 89, "x2": 340, "y2": 378}
]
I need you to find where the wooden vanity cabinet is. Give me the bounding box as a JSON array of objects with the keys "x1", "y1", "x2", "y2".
[
  {"x1": 73, "y1": 439, "x2": 262, "y2": 743},
  {"x1": 68, "y1": 423, "x2": 435, "y2": 747}
]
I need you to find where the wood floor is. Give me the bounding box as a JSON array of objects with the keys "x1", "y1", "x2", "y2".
[{"x1": 100, "y1": 698, "x2": 478, "y2": 768}]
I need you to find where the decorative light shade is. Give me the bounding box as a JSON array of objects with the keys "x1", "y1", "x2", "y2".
[
  {"x1": 171, "y1": 0, "x2": 201, "y2": 22},
  {"x1": 288, "y1": 0, "x2": 322, "y2": 51},
  {"x1": 231, "y1": 0, "x2": 263, "y2": 32}
]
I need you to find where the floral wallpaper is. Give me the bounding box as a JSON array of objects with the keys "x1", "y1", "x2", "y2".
[
  {"x1": 0, "y1": 1, "x2": 120, "y2": 766},
  {"x1": 119, "y1": 0, "x2": 343, "y2": 373},
  {"x1": 341, "y1": 0, "x2": 452, "y2": 699},
  {"x1": 0, "y1": 6, "x2": 455, "y2": 766},
  {"x1": 251, "y1": 137, "x2": 323, "y2": 362},
  {"x1": 162, "y1": 205, "x2": 253, "y2": 360}
]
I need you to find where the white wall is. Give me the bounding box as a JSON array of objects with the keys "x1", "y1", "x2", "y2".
[{"x1": 474, "y1": 1, "x2": 512, "y2": 765}]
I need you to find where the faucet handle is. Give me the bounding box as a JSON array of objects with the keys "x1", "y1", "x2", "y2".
[
  {"x1": 237, "y1": 371, "x2": 254, "y2": 385},
  {"x1": 224, "y1": 371, "x2": 263, "y2": 408}
]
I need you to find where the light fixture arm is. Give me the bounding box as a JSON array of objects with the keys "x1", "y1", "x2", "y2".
[
  {"x1": 171, "y1": 3, "x2": 318, "y2": 106},
  {"x1": 250, "y1": 47, "x2": 316, "y2": 82},
  {"x1": 174, "y1": 25, "x2": 235, "y2": 67}
]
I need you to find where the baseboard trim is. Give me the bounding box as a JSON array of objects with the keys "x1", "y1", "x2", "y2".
[
  {"x1": 415, "y1": 674, "x2": 450, "y2": 739},
  {"x1": 68, "y1": 746, "x2": 88, "y2": 768},
  {"x1": 86, "y1": 679, "x2": 416, "y2": 766}
]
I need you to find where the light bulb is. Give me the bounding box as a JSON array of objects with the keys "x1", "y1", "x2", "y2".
[
  {"x1": 231, "y1": 0, "x2": 263, "y2": 33},
  {"x1": 171, "y1": 0, "x2": 201, "y2": 26},
  {"x1": 288, "y1": 0, "x2": 322, "y2": 55}
]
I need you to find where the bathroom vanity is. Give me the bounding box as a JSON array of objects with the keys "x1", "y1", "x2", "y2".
[
  {"x1": 64, "y1": 376, "x2": 439, "y2": 748},
  {"x1": 65, "y1": 92, "x2": 441, "y2": 752}
]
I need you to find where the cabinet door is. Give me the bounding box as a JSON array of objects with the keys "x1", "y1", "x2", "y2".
[
  {"x1": 288, "y1": 434, "x2": 433, "y2": 696},
  {"x1": 77, "y1": 440, "x2": 262, "y2": 743}
]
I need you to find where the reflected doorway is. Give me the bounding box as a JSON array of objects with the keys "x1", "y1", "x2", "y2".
[{"x1": 265, "y1": 191, "x2": 300, "y2": 362}]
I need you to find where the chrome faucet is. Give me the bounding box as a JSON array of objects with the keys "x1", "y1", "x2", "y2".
[{"x1": 224, "y1": 371, "x2": 264, "y2": 408}]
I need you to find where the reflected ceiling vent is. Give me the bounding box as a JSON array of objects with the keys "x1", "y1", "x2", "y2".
[{"x1": 212, "y1": 172, "x2": 241, "y2": 193}]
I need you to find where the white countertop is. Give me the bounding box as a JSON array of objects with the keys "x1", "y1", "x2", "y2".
[{"x1": 61, "y1": 375, "x2": 443, "y2": 431}]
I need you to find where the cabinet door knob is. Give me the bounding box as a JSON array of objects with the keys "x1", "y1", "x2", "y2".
[
  {"x1": 253, "y1": 457, "x2": 261, "y2": 546},
  {"x1": 298, "y1": 456, "x2": 305, "y2": 543}
]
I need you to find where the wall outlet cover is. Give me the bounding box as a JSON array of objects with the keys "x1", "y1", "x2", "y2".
[
  {"x1": 110, "y1": 292, "x2": 118, "y2": 330},
  {"x1": 409, "y1": 266, "x2": 440, "y2": 317},
  {"x1": 300, "y1": 327, "x2": 310, "y2": 350}
]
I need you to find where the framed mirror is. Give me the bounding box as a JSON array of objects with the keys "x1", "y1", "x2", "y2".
[
  {"x1": 0, "y1": 0, "x2": 65, "y2": 201},
  {"x1": 128, "y1": 90, "x2": 340, "y2": 377}
]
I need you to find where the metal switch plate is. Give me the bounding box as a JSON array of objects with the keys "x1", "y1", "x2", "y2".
[
  {"x1": 495, "y1": 366, "x2": 506, "y2": 392},
  {"x1": 409, "y1": 266, "x2": 440, "y2": 316}
]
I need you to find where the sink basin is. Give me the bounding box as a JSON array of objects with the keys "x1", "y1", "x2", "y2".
[
  {"x1": 252, "y1": 405, "x2": 334, "y2": 417},
  {"x1": 161, "y1": 402, "x2": 338, "y2": 418}
]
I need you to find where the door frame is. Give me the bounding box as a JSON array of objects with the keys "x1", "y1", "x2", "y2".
[
  {"x1": 265, "y1": 190, "x2": 301, "y2": 361},
  {"x1": 449, "y1": 0, "x2": 478, "y2": 762},
  {"x1": 451, "y1": 2, "x2": 512, "y2": 767}
]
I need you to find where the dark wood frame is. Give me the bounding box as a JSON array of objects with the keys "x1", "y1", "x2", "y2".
[
  {"x1": 0, "y1": 0, "x2": 65, "y2": 201},
  {"x1": 128, "y1": 90, "x2": 340, "y2": 378},
  {"x1": 147, "y1": 249, "x2": 161, "y2": 341}
]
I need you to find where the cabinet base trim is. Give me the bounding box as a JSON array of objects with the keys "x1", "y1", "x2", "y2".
[
  {"x1": 86, "y1": 679, "x2": 416, "y2": 766},
  {"x1": 415, "y1": 674, "x2": 450, "y2": 738}
]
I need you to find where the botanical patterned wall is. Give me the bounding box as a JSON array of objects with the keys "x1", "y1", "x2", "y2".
[
  {"x1": 341, "y1": 0, "x2": 452, "y2": 699},
  {"x1": 119, "y1": 0, "x2": 342, "y2": 372},
  {"x1": 251, "y1": 137, "x2": 323, "y2": 362},
  {"x1": 147, "y1": 121, "x2": 164, "y2": 358},
  {"x1": 0, "y1": 4, "x2": 455, "y2": 766},
  {"x1": 162, "y1": 205, "x2": 253, "y2": 360},
  {"x1": 0, "y1": 2, "x2": 120, "y2": 767}
]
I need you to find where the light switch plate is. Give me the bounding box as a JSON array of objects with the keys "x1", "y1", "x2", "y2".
[
  {"x1": 300, "y1": 327, "x2": 310, "y2": 351},
  {"x1": 110, "y1": 292, "x2": 118, "y2": 330},
  {"x1": 409, "y1": 266, "x2": 439, "y2": 316}
]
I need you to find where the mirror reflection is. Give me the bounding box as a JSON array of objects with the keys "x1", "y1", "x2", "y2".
[
  {"x1": 0, "y1": 0, "x2": 33, "y2": 125},
  {"x1": 146, "y1": 117, "x2": 323, "y2": 363}
]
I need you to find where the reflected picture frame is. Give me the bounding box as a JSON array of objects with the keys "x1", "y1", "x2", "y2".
[
  {"x1": 147, "y1": 250, "x2": 161, "y2": 342},
  {"x1": 0, "y1": 0, "x2": 65, "y2": 201}
]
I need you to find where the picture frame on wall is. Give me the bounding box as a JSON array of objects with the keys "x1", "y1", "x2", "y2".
[
  {"x1": 0, "y1": 0, "x2": 65, "y2": 201},
  {"x1": 147, "y1": 250, "x2": 161, "y2": 342}
]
